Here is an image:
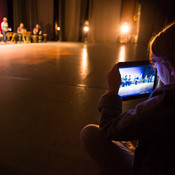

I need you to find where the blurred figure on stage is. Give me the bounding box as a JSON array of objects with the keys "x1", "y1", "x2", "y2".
[
  {"x1": 31, "y1": 24, "x2": 43, "y2": 42},
  {"x1": 17, "y1": 23, "x2": 27, "y2": 41},
  {"x1": 33, "y1": 24, "x2": 42, "y2": 36},
  {"x1": 1, "y1": 17, "x2": 11, "y2": 42}
]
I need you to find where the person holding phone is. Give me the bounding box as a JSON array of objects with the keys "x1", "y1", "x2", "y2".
[{"x1": 80, "y1": 22, "x2": 175, "y2": 175}]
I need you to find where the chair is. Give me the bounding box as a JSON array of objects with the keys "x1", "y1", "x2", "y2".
[
  {"x1": 5, "y1": 32, "x2": 18, "y2": 44},
  {"x1": 11, "y1": 33, "x2": 18, "y2": 44},
  {"x1": 6, "y1": 32, "x2": 14, "y2": 43},
  {"x1": 0, "y1": 33, "x2": 3, "y2": 42},
  {"x1": 22, "y1": 31, "x2": 31, "y2": 43}
]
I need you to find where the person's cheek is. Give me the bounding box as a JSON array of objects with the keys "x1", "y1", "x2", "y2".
[
  {"x1": 157, "y1": 64, "x2": 166, "y2": 84},
  {"x1": 156, "y1": 65, "x2": 161, "y2": 77},
  {"x1": 159, "y1": 64, "x2": 171, "y2": 84}
]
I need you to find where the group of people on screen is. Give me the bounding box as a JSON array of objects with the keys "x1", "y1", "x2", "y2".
[
  {"x1": 0, "y1": 17, "x2": 42, "y2": 43},
  {"x1": 121, "y1": 74, "x2": 155, "y2": 87}
]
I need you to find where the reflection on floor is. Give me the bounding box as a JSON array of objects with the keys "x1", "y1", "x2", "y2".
[{"x1": 0, "y1": 42, "x2": 147, "y2": 175}]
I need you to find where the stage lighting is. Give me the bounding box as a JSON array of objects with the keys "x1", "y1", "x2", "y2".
[
  {"x1": 119, "y1": 22, "x2": 131, "y2": 43},
  {"x1": 83, "y1": 26, "x2": 89, "y2": 32},
  {"x1": 57, "y1": 27, "x2": 60, "y2": 31},
  {"x1": 120, "y1": 22, "x2": 130, "y2": 34},
  {"x1": 82, "y1": 20, "x2": 89, "y2": 42}
]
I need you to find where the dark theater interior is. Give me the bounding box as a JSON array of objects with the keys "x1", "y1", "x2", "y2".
[{"x1": 0, "y1": 0, "x2": 175, "y2": 174}]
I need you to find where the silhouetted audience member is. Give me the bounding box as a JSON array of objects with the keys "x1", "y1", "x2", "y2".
[{"x1": 80, "y1": 22, "x2": 175, "y2": 175}]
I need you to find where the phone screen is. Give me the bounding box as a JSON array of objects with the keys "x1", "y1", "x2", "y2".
[{"x1": 118, "y1": 62, "x2": 157, "y2": 100}]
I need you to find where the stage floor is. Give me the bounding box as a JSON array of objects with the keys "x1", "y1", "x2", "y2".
[{"x1": 0, "y1": 42, "x2": 147, "y2": 174}]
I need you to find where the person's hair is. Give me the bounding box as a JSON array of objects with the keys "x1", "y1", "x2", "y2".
[
  {"x1": 148, "y1": 22, "x2": 175, "y2": 67},
  {"x1": 36, "y1": 24, "x2": 41, "y2": 29},
  {"x1": 3, "y1": 17, "x2": 7, "y2": 21}
]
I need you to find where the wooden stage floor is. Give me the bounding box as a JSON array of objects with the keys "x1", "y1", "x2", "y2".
[{"x1": 0, "y1": 42, "x2": 147, "y2": 175}]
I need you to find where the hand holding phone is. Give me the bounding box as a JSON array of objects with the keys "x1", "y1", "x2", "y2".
[{"x1": 107, "y1": 64, "x2": 121, "y2": 94}]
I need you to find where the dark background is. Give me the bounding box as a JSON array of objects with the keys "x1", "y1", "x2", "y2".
[{"x1": 0, "y1": 0, "x2": 175, "y2": 43}]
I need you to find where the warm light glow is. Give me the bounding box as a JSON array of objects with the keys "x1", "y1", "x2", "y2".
[
  {"x1": 0, "y1": 44, "x2": 72, "y2": 66},
  {"x1": 120, "y1": 23, "x2": 130, "y2": 34},
  {"x1": 83, "y1": 26, "x2": 89, "y2": 32},
  {"x1": 57, "y1": 27, "x2": 60, "y2": 31},
  {"x1": 81, "y1": 46, "x2": 88, "y2": 80},
  {"x1": 118, "y1": 45, "x2": 126, "y2": 62}
]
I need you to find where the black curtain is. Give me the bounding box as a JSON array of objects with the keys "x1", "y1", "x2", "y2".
[
  {"x1": 59, "y1": 0, "x2": 65, "y2": 41},
  {"x1": 53, "y1": 0, "x2": 59, "y2": 41},
  {"x1": 60, "y1": 0, "x2": 122, "y2": 42},
  {"x1": 88, "y1": 0, "x2": 122, "y2": 43},
  {"x1": 138, "y1": 0, "x2": 175, "y2": 45},
  {"x1": 0, "y1": 0, "x2": 8, "y2": 31},
  {"x1": 79, "y1": 0, "x2": 89, "y2": 41},
  {"x1": 64, "y1": 0, "x2": 81, "y2": 41},
  {"x1": 13, "y1": 0, "x2": 54, "y2": 40},
  {"x1": 7, "y1": 0, "x2": 13, "y2": 30},
  {"x1": 13, "y1": 0, "x2": 28, "y2": 31}
]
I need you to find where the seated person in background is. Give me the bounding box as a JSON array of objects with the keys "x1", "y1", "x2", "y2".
[
  {"x1": 33, "y1": 24, "x2": 42, "y2": 36},
  {"x1": 17, "y1": 23, "x2": 26, "y2": 41},
  {"x1": 31, "y1": 24, "x2": 43, "y2": 42}
]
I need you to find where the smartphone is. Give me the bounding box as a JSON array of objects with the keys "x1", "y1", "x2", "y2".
[{"x1": 118, "y1": 61, "x2": 157, "y2": 101}]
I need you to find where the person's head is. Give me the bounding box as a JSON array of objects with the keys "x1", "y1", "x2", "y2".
[
  {"x1": 149, "y1": 22, "x2": 175, "y2": 85},
  {"x1": 36, "y1": 24, "x2": 41, "y2": 29},
  {"x1": 3, "y1": 17, "x2": 7, "y2": 22},
  {"x1": 20, "y1": 23, "x2": 24, "y2": 28},
  {"x1": 84, "y1": 20, "x2": 89, "y2": 26}
]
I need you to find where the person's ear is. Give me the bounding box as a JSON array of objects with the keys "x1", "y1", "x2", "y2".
[
  {"x1": 171, "y1": 69, "x2": 175, "y2": 76},
  {"x1": 168, "y1": 62, "x2": 175, "y2": 76}
]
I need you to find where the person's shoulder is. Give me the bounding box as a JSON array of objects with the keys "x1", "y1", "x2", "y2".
[
  {"x1": 156, "y1": 82, "x2": 175, "y2": 92},
  {"x1": 151, "y1": 82, "x2": 175, "y2": 99}
]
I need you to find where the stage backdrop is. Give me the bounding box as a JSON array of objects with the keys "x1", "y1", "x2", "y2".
[
  {"x1": 13, "y1": 0, "x2": 54, "y2": 40},
  {"x1": 62, "y1": 0, "x2": 122, "y2": 42},
  {"x1": 0, "y1": 0, "x2": 8, "y2": 32},
  {"x1": 138, "y1": 0, "x2": 175, "y2": 44},
  {"x1": 88, "y1": 0, "x2": 122, "y2": 43},
  {"x1": 64, "y1": 0, "x2": 81, "y2": 41}
]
